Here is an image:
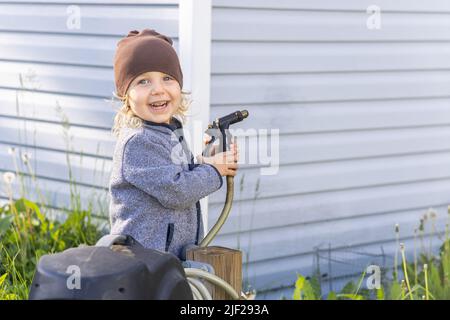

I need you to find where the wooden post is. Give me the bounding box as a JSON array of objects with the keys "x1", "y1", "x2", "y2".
[{"x1": 186, "y1": 246, "x2": 242, "y2": 300}]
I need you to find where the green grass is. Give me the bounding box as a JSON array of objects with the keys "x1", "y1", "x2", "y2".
[{"x1": 0, "y1": 196, "x2": 104, "y2": 299}]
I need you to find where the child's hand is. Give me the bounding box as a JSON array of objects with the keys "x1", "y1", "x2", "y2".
[
  {"x1": 203, "y1": 133, "x2": 220, "y2": 157},
  {"x1": 199, "y1": 140, "x2": 239, "y2": 177}
]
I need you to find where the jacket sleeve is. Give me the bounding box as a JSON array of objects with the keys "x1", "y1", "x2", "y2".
[{"x1": 122, "y1": 132, "x2": 223, "y2": 210}]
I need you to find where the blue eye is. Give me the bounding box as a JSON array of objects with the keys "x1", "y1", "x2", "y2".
[{"x1": 138, "y1": 79, "x2": 150, "y2": 85}]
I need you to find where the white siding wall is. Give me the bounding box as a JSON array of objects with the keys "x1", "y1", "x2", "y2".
[
  {"x1": 208, "y1": 0, "x2": 450, "y2": 299},
  {"x1": 0, "y1": 1, "x2": 179, "y2": 218}
]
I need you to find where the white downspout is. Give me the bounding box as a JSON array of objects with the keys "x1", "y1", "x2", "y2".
[{"x1": 178, "y1": 0, "x2": 213, "y2": 235}]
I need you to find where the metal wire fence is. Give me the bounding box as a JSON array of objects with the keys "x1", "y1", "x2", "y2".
[{"x1": 312, "y1": 244, "x2": 394, "y2": 298}]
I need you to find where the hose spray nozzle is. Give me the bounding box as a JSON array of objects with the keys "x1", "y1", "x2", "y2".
[{"x1": 203, "y1": 110, "x2": 249, "y2": 156}]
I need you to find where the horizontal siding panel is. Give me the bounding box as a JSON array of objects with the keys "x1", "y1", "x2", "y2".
[
  {"x1": 0, "y1": 61, "x2": 114, "y2": 98},
  {"x1": 213, "y1": 9, "x2": 450, "y2": 41},
  {"x1": 0, "y1": 3, "x2": 178, "y2": 37},
  {"x1": 0, "y1": 32, "x2": 118, "y2": 67},
  {"x1": 0, "y1": 174, "x2": 109, "y2": 216},
  {"x1": 212, "y1": 42, "x2": 450, "y2": 74},
  {"x1": 275, "y1": 126, "x2": 450, "y2": 164},
  {"x1": 211, "y1": 205, "x2": 447, "y2": 263},
  {"x1": 0, "y1": 88, "x2": 116, "y2": 129},
  {"x1": 211, "y1": 71, "x2": 450, "y2": 105},
  {"x1": 210, "y1": 178, "x2": 450, "y2": 235},
  {"x1": 212, "y1": 99, "x2": 450, "y2": 134},
  {"x1": 209, "y1": 152, "x2": 450, "y2": 201},
  {"x1": 213, "y1": 0, "x2": 450, "y2": 13},
  {"x1": 229, "y1": 126, "x2": 450, "y2": 168},
  {"x1": 0, "y1": 32, "x2": 179, "y2": 68},
  {"x1": 0, "y1": 118, "x2": 115, "y2": 158},
  {"x1": 0, "y1": 143, "x2": 111, "y2": 188}
]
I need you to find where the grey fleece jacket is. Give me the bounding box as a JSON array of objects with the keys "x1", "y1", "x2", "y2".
[{"x1": 108, "y1": 117, "x2": 223, "y2": 259}]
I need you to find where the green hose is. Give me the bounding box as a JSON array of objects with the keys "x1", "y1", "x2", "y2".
[{"x1": 199, "y1": 175, "x2": 234, "y2": 247}]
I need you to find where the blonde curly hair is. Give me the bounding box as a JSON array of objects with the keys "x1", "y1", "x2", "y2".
[{"x1": 111, "y1": 91, "x2": 192, "y2": 138}]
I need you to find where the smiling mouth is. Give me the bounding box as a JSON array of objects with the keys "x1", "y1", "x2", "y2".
[{"x1": 149, "y1": 101, "x2": 169, "y2": 111}]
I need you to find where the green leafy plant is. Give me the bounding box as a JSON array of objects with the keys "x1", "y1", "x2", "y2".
[
  {"x1": 0, "y1": 197, "x2": 103, "y2": 300},
  {"x1": 292, "y1": 207, "x2": 450, "y2": 300},
  {"x1": 0, "y1": 273, "x2": 19, "y2": 300}
]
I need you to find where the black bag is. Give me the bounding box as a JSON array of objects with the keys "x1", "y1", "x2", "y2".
[{"x1": 28, "y1": 235, "x2": 193, "y2": 300}]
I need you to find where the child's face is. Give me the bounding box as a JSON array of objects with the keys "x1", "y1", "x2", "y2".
[{"x1": 127, "y1": 71, "x2": 181, "y2": 124}]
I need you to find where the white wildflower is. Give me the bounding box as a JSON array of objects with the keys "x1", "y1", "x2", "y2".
[
  {"x1": 428, "y1": 208, "x2": 437, "y2": 219},
  {"x1": 3, "y1": 172, "x2": 16, "y2": 185},
  {"x1": 7, "y1": 147, "x2": 16, "y2": 155}
]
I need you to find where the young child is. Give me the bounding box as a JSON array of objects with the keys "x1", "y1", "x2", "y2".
[{"x1": 108, "y1": 29, "x2": 239, "y2": 260}]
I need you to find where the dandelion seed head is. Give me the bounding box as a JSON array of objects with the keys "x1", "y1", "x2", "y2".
[
  {"x1": 424, "y1": 264, "x2": 428, "y2": 270},
  {"x1": 2, "y1": 172, "x2": 16, "y2": 185},
  {"x1": 7, "y1": 147, "x2": 16, "y2": 155},
  {"x1": 429, "y1": 208, "x2": 437, "y2": 219}
]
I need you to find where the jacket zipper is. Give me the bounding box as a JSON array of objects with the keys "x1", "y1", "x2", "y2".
[
  {"x1": 165, "y1": 223, "x2": 174, "y2": 252},
  {"x1": 195, "y1": 201, "x2": 201, "y2": 245}
]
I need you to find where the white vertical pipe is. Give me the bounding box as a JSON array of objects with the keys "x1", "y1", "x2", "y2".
[{"x1": 179, "y1": 0, "x2": 212, "y2": 234}]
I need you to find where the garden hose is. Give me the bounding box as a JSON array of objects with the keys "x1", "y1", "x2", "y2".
[
  {"x1": 185, "y1": 268, "x2": 240, "y2": 300},
  {"x1": 185, "y1": 110, "x2": 249, "y2": 300},
  {"x1": 199, "y1": 110, "x2": 248, "y2": 247},
  {"x1": 188, "y1": 279, "x2": 203, "y2": 300},
  {"x1": 188, "y1": 175, "x2": 245, "y2": 300},
  {"x1": 187, "y1": 277, "x2": 213, "y2": 300},
  {"x1": 199, "y1": 176, "x2": 234, "y2": 247}
]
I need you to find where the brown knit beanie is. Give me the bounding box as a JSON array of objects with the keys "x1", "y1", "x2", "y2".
[{"x1": 113, "y1": 29, "x2": 183, "y2": 98}]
